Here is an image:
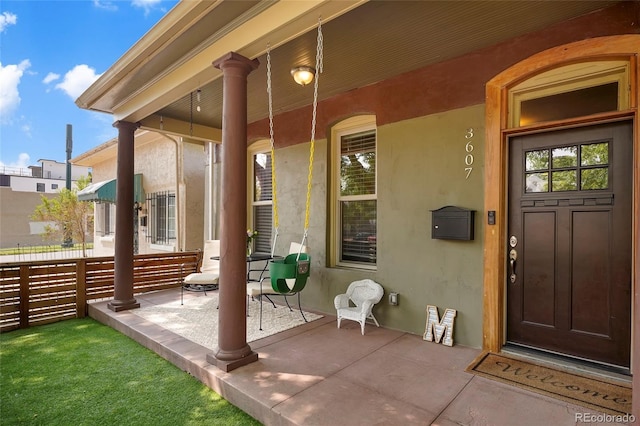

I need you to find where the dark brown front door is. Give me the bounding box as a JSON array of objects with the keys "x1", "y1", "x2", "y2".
[{"x1": 507, "y1": 121, "x2": 632, "y2": 368}]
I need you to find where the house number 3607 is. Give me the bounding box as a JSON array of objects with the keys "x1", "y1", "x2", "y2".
[{"x1": 464, "y1": 128, "x2": 474, "y2": 180}]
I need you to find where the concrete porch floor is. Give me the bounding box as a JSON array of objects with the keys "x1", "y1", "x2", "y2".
[{"x1": 88, "y1": 288, "x2": 629, "y2": 425}]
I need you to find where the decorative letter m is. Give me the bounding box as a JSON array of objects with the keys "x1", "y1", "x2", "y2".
[{"x1": 423, "y1": 305, "x2": 457, "y2": 347}]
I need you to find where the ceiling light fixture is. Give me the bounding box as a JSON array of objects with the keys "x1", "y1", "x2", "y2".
[{"x1": 291, "y1": 66, "x2": 315, "y2": 86}]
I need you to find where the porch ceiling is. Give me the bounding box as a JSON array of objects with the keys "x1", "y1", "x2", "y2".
[{"x1": 76, "y1": 0, "x2": 619, "y2": 142}]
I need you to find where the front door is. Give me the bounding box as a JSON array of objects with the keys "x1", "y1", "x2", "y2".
[{"x1": 507, "y1": 121, "x2": 632, "y2": 368}]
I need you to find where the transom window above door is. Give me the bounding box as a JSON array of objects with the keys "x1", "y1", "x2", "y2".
[
  {"x1": 524, "y1": 141, "x2": 609, "y2": 193},
  {"x1": 509, "y1": 60, "x2": 630, "y2": 128}
]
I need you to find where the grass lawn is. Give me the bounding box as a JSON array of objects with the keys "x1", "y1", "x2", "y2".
[{"x1": 0, "y1": 318, "x2": 261, "y2": 425}]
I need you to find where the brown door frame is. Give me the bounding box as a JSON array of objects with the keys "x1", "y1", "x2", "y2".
[{"x1": 482, "y1": 35, "x2": 640, "y2": 416}]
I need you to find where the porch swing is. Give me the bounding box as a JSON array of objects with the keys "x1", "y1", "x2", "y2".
[{"x1": 250, "y1": 19, "x2": 323, "y2": 328}]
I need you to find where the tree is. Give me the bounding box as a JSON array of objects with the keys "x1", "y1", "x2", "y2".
[{"x1": 31, "y1": 175, "x2": 94, "y2": 256}]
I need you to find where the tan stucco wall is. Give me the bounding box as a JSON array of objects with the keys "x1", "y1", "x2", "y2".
[
  {"x1": 136, "y1": 136, "x2": 176, "y2": 254},
  {"x1": 0, "y1": 189, "x2": 56, "y2": 248},
  {"x1": 376, "y1": 105, "x2": 485, "y2": 347},
  {"x1": 182, "y1": 142, "x2": 206, "y2": 251},
  {"x1": 88, "y1": 133, "x2": 205, "y2": 255},
  {"x1": 272, "y1": 104, "x2": 485, "y2": 348}
]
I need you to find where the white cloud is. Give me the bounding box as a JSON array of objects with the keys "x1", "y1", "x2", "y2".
[
  {"x1": 0, "y1": 11, "x2": 17, "y2": 33},
  {"x1": 21, "y1": 123, "x2": 32, "y2": 138},
  {"x1": 0, "y1": 60, "x2": 31, "y2": 124},
  {"x1": 93, "y1": 0, "x2": 118, "y2": 11},
  {"x1": 132, "y1": 0, "x2": 161, "y2": 16},
  {"x1": 55, "y1": 65, "x2": 102, "y2": 100},
  {"x1": 42, "y1": 72, "x2": 60, "y2": 84},
  {"x1": 0, "y1": 153, "x2": 31, "y2": 170}
]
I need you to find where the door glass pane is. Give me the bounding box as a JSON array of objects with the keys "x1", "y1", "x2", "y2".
[
  {"x1": 552, "y1": 146, "x2": 577, "y2": 168},
  {"x1": 525, "y1": 150, "x2": 548, "y2": 171},
  {"x1": 525, "y1": 172, "x2": 548, "y2": 193},
  {"x1": 519, "y1": 82, "x2": 619, "y2": 126},
  {"x1": 552, "y1": 170, "x2": 577, "y2": 191},
  {"x1": 581, "y1": 143, "x2": 608, "y2": 166},
  {"x1": 581, "y1": 168, "x2": 608, "y2": 190}
]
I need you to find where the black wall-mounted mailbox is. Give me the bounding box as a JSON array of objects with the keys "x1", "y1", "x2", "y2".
[{"x1": 431, "y1": 206, "x2": 475, "y2": 241}]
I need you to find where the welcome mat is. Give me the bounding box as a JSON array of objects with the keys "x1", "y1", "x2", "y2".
[{"x1": 466, "y1": 352, "x2": 632, "y2": 416}]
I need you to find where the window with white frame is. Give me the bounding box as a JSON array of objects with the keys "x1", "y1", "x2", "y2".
[
  {"x1": 249, "y1": 141, "x2": 273, "y2": 254},
  {"x1": 332, "y1": 116, "x2": 377, "y2": 267},
  {"x1": 146, "y1": 191, "x2": 176, "y2": 245},
  {"x1": 98, "y1": 203, "x2": 115, "y2": 236}
]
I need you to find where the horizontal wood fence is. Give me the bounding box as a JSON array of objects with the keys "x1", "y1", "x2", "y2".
[{"x1": 0, "y1": 251, "x2": 201, "y2": 332}]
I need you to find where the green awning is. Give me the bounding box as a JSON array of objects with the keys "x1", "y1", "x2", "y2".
[{"x1": 78, "y1": 174, "x2": 144, "y2": 204}]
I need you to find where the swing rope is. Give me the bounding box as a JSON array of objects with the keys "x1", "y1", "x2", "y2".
[
  {"x1": 266, "y1": 44, "x2": 279, "y2": 256},
  {"x1": 267, "y1": 18, "x2": 323, "y2": 258},
  {"x1": 302, "y1": 19, "x2": 323, "y2": 250}
]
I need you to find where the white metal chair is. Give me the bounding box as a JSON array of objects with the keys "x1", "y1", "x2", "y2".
[
  {"x1": 181, "y1": 240, "x2": 220, "y2": 304},
  {"x1": 334, "y1": 279, "x2": 384, "y2": 335}
]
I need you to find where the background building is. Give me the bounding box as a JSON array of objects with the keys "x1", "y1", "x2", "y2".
[
  {"x1": 72, "y1": 130, "x2": 208, "y2": 256},
  {"x1": 0, "y1": 160, "x2": 91, "y2": 248}
]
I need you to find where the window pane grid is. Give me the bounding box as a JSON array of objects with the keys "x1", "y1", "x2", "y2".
[{"x1": 524, "y1": 142, "x2": 609, "y2": 193}]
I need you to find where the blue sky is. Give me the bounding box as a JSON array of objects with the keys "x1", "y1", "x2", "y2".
[{"x1": 0, "y1": 0, "x2": 179, "y2": 172}]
